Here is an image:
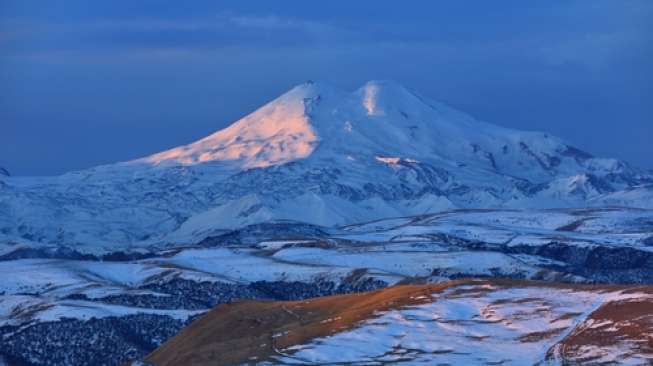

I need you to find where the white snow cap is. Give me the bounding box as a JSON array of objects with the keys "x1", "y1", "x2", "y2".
[
  {"x1": 139, "y1": 82, "x2": 325, "y2": 169},
  {"x1": 133, "y1": 79, "x2": 585, "y2": 184}
]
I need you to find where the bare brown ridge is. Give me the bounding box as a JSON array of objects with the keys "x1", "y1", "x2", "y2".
[
  {"x1": 144, "y1": 279, "x2": 475, "y2": 366},
  {"x1": 547, "y1": 295, "x2": 653, "y2": 363},
  {"x1": 144, "y1": 279, "x2": 652, "y2": 366}
]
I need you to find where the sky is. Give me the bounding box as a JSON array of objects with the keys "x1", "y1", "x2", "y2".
[{"x1": 1, "y1": 0, "x2": 651, "y2": 176}]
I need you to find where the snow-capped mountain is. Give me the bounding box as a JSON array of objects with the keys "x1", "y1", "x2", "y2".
[{"x1": 0, "y1": 80, "x2": 651, "y2": 253}]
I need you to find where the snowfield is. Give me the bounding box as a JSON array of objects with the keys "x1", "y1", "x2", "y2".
[{"x1": 267, "y1": 284, "x2": 653, "y2": 365}]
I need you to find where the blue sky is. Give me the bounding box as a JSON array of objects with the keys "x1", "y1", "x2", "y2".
[{"x1": 1, "y1": 0, "x2": 651, "y2": 175}]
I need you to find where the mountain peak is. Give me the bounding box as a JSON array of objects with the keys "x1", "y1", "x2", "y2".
[
  {"x1": 2, "y1": 81, "x2": 652, "y2": 255},
  {"x1": 131, "y1": 80, "x2": 613, "y2": 188},
  {"x1": 282, "y1": 80, "x2": 330, "y2": 98},
  {"x1": 355, "y1": 80, "x2": 418, "y2": 116},
  {"x1": 360, "y1": 79, "x2": 410, "y2": 93},
  {"x1": 130, "y1": 80, "x2": 532, "y2": 171},
  {"x1": 138, "y1": 82, "x2": 324, "y2": 169}
]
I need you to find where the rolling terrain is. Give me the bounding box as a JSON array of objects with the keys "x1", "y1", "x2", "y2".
[
  {"x1": 144, "y1": 279, "x2": 653, "y2": 365},
  {"x1": 0, "y1": 81, "x2": 651, "y2": 365},
  {"x1": 1, "y1": 208, "x2": 652, "y2": 365}
]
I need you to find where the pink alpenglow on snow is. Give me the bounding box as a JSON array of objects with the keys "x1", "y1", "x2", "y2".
[{"x1": 140, "y1": 83, "x2": 321, "y2": 169}]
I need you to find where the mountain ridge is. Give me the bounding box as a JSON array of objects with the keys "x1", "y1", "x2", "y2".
[
  {"x1": 0, "y1": 80, "x2": 651, "y2": 252},
  {"x1": 130, "y1": 80, "x2": 605, "y2": 177},
  {"x1": 130, "y1": 79, "x2": 650, "y2": 188}
]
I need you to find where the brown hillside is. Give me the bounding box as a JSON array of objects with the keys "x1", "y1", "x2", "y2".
[
  {"x1": 144, "y1": 280, "x2": 470, "y2": 366},
  {"x1": 144, "y1": 279, "x2": 653, "y2": 366}
]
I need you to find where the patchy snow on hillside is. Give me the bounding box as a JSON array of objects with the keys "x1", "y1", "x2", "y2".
[{"x1": 269, "y1": 284, "x2": 651, "y2": 365}]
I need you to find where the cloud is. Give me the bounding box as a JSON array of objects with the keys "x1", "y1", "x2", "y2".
[
  {"x1": 0, "y1": 12, "x2": 360, "y2": 56},
  {"x1": 226, "y1": 14, "x2": 308, "y2": 29},
  {"x1": 3, "y1": 1, "x2": 649, "y2": 70}
]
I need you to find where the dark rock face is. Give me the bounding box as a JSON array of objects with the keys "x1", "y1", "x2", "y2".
[{"x1": 0, "y1": 167, "x2": 8, "y2": 176}]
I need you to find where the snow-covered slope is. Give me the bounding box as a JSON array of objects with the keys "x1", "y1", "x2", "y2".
[
  {"x1": 144, "y1": 279, "x2": 653, "y2": 366},
  {"x1": 136, "y1": 83, "x2": 322, "y2": 169},
  {"x1": 0, "y1": 81, "x2": 651, "y2": 252},
  {"x1": 265, "y1": 284, "x2": 653, "y2": 365}
]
